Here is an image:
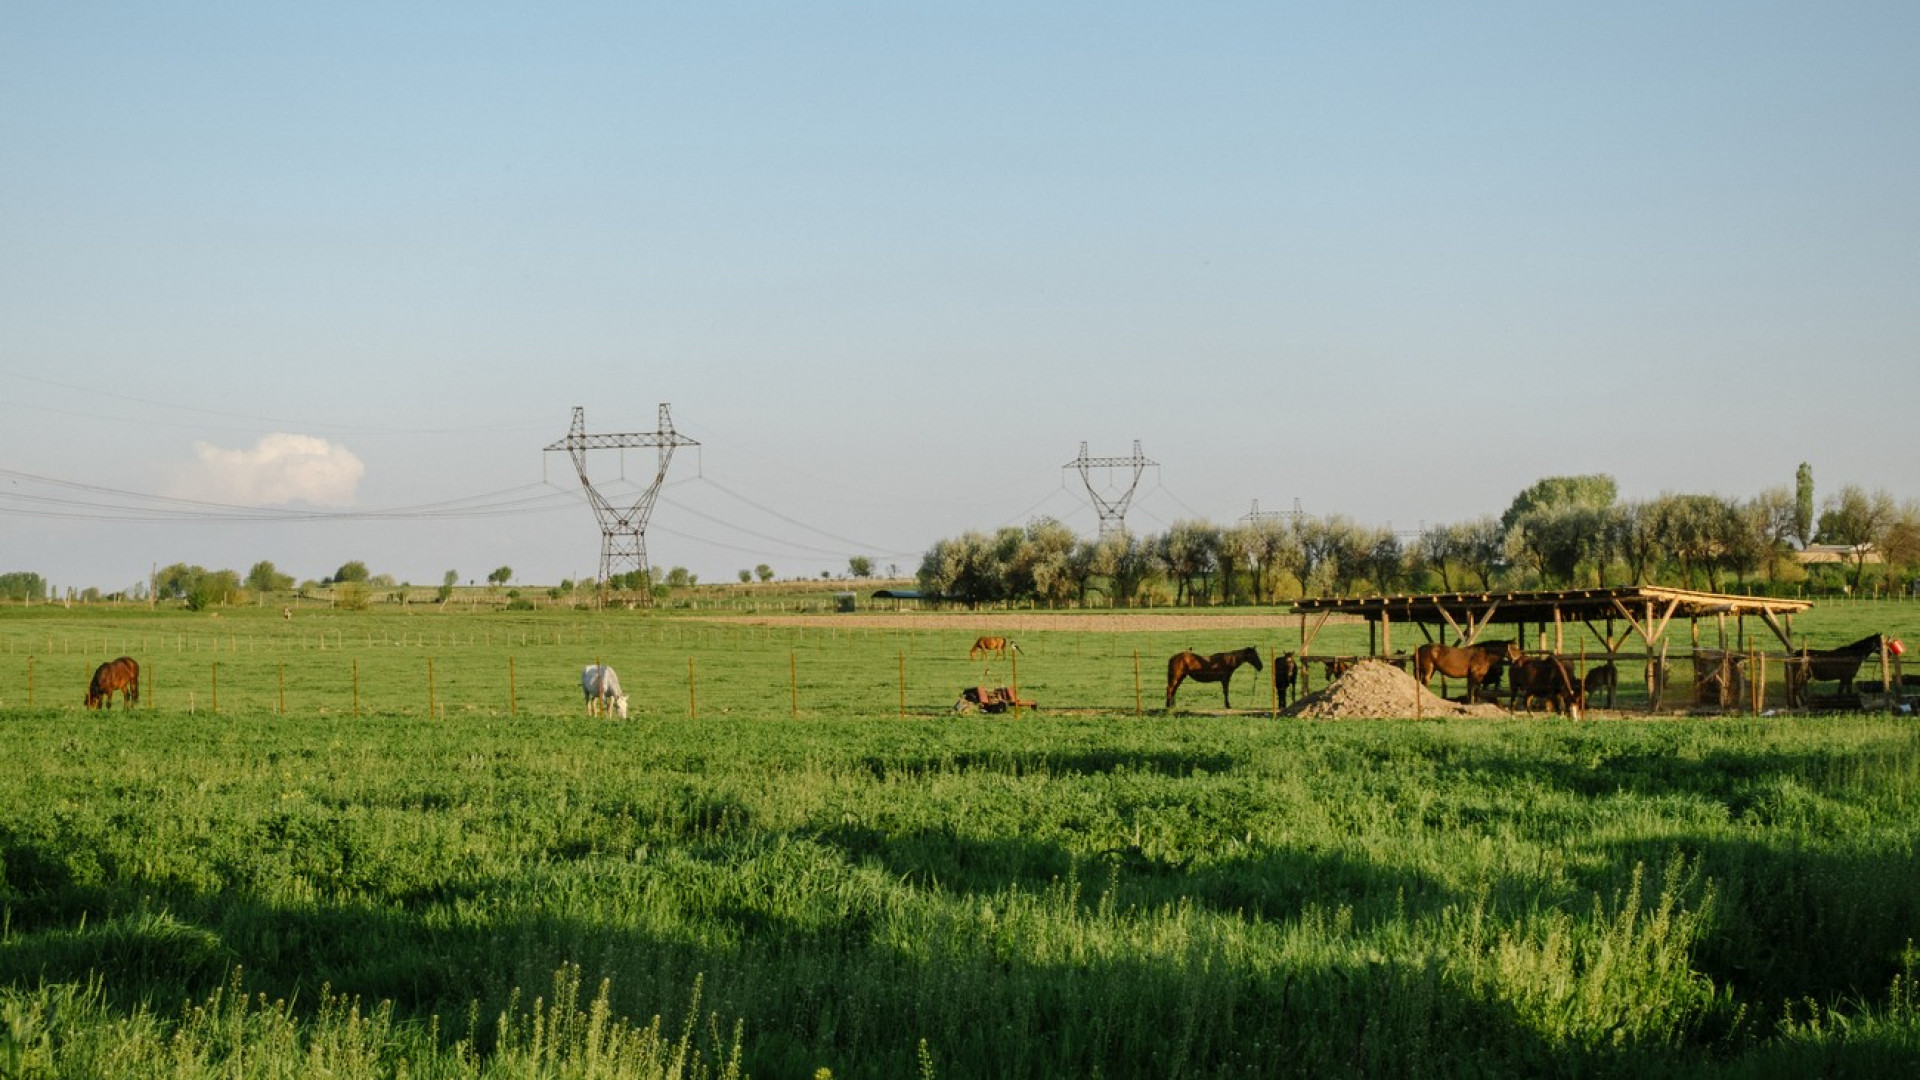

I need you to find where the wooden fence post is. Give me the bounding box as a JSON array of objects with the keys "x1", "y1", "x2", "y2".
[
  {"x1": 1133, "y1": 650, "x2": 1142, "y2": 718},
  {"x1": 1011, "y1": 651, "x2": 1020, "y2": 718}
]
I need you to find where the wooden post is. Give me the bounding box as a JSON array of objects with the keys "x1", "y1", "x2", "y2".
[
  {"x1": 1011, "y1": 651, "x2": 1020, "y2": 718},
  {"x1": 1133, "y1": 650, "x2": 1142, "y2": 717},
  {"x1": 1882, "y1": 643, "x2": 1894, "y2": 717}
]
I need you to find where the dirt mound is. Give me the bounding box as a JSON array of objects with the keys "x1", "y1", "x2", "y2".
[{"x1": 1283, "y1": 659, "x2": 1508, "y2": 719}]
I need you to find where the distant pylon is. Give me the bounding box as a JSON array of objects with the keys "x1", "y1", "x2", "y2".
[
  {"x1": 545, "y1": 404, "x2": 698, "y2": 607},
  {"x1": 1241, "y1": 498, "x2": 1306, "y2": 526},
  {"x1": 1064, "y1": 440, "x2": 1156, "y2": 538}
]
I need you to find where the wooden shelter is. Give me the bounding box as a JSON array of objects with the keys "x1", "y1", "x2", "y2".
[{"x1": 1288, "y1": 586, "x2": 1812, "y2": 659}]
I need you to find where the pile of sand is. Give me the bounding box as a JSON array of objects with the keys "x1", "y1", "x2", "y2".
[{"x1": 1282, "y1": 659, "x2": 1508, "y2": 719}]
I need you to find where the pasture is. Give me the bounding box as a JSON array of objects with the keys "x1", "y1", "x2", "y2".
[{"x1": 2, "y1": 601, "x2": 1918, "y2": 1077}]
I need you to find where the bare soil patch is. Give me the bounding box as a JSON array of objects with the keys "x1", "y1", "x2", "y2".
[
  {"x1": 691, "y1": 612, "x2": 1311, "y2": 633},
  {"x1": 1285, "y1": 659, "x2": 1509, "y2": 719}
]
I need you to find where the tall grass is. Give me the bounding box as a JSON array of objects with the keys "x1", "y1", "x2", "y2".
[{"x1": 3, "y1": 604, "x2": 1919, "y2": 1075}]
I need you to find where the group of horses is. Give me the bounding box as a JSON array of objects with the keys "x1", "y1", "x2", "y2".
[
  {"x1": 1163, "y1": 641, "x2": 1604, "y2": 718},
  {"x1": 77, "y1": 632, "x2": 1900, "y2": 719}
]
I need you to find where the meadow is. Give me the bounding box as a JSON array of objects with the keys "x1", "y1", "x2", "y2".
[{"x1": 1, "y1": 600, "x2": 1917, "y2": 1077}]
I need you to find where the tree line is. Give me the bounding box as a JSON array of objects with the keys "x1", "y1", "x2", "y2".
[{"x1": 914, "y1": 468, "x2": 1920, "y2": 607}]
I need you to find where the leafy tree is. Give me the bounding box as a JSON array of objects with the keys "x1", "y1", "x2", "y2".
[
  {"x1": 1291, "y1": 517, "x2": 1344, "y2": 597},
  {"x1": 1155, "y1": 521, "x2": 1220, "y2": 605},
  {"x1": 0, "y1": 571, "x2": 46, "y2": 601},
  {"x1": 848, "y1": 556, "x2": 874, "y2": 579},
  {"x1": 755, "y1": 565, "x2": 774, "y2": 583},
  {"x1": 1612, "y1": 501, "x2": 1663, "y2": 585},
  {"x1": 664, "y1": 567, "x2": 695, "y2": 588},
  {"x1": 1323, "y1": 518, "x2": 1376, "y2": 596},
  {"x1": 1880, "y1": 501, "x2": 1920, "y2": 584},
  {"x1": 437, "y1": 569, "x2": 458, "y2": 605},
  {"x1": 1794, "y1": 462, "x2": 1815, "y2": 549},
  {"x1": 1087, "y1": 531, "x2": 1151, "y2": 606},
  {"x1": 488, "y1": 566, "x2": 512, "y2": 587},
  {"x1": 918, "y1": 532, "x2": 1000, "y2": 607},
  {"x1": 1747, "y1": 487, "x2": 1800, "y2": 584},
  {"x1": 1500, "y1": 476, "x2": 1617, "y2": 587},
  {"x1": 1363, "y1": 530, "x2": 1406, "y2": 594},
  {"x1": 1499, "y1": 474, "x2": 1618, "y2": 533},
  {"x1": 1816, "y1": 486, "x2": 1899, "y2": 593},
  {"x1": 738, "y1": 569, "x2": 753, "y2": 584},
  {"x1": 1240, "y1": 519, "x2": 1296, "y2": 603},
  {"x1": 245, "y1": 561, "x2": 292, "y2": 594},
  {"x1": 1015, "y1": 518, "x2": 1079, "y2": 607},
  {"x1": 1416, "y1": 526, "x2": 1460, "y2": 592},
  {"x1": 333, "y1": 561, "x2": 371, "y2": 584},
  {"x1": 1456, "y1": 517, "x2": 1507, "y2": 590}
]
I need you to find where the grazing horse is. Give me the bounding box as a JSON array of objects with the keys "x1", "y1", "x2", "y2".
[
  {"x1": 969, "y1": 636, "x2": 1020, "y2": 661},
  {"x1": 1508, "y1": 657, "x2": 1584, "y2": 718},
  {"x1": 1272, "y1": 652, "x2": 1300, "y2": 708},
  {"x1": 85, "y1": 656, "x2": 140, "y2": 710},
  {"x1": 1166, "y1": 647, "x2": 1263, "y2": 709},
  {"x1": 1582, "y1": 662, "x2": 1618, "y2": 708},
  {"x1": 1413, "y1": 640, "x2": 1520, "y2": 703},
  {"x1": 580, "y1": 664, "x2": 629, "y2": 719},
  {"x1": 1790, "y1": 634, "x2": 1890, "y2": 703}
]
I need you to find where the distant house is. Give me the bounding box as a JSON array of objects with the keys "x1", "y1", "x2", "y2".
[{"x1": 1794, "y1": 544, "x2": 1881, "y2": 565}]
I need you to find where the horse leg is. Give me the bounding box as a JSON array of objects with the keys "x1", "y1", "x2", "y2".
[{"x1": 1166, "y1": 674, "x2": 1181, "y2": 709}]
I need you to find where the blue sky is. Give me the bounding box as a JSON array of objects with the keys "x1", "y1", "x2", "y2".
[{"x1": 3, "y1": 3, "x2": 1916, "y2": 591}]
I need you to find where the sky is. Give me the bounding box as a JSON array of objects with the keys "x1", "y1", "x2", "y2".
[{"x1": 3, "y1": 3, "x2": 1916, "y2": 593}]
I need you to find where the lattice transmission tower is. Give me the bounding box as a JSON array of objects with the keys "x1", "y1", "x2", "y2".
[
  {"x1": 545, "y1": 404, "x2": 698, "y2": 607},
  {"x1": 1064, "y1": 440, "x2": 1156, "y2": 538},
  {"x1": 1240, "y1": 498, "x2": 1306, "y2": 526}
]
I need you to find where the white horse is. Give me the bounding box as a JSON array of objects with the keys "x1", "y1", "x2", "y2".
[{"x1": 580, "y1": 664, "x2": 629, "y2": 719}]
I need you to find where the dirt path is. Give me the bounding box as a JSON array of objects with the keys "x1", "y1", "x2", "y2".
[{"x1": 689, "y1": 612, "x2": 1332, "y2": 633}]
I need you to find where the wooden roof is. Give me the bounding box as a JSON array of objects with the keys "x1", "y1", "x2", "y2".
[
  {"x1": 1290, "y1": 586, "x2": 1809, "y2": 624},
  {"x1": 1289, "y1": 586, "x2": 1812, "y2": 651}
]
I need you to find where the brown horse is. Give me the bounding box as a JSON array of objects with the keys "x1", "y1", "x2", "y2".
[
  {"x1": 1413, "y1": 640, "x2": 1519, "y2": 703},
  {"x1": 1508, "y1": 656, "x2": 1584, "y2": 718},
  {"x1": 85, "y1": 656, "x2": 140, "y2": 709},
  {"x1": 1582, "y1": 662, "x2": 1618, "y2": 708},
  {"x1": 1166, "y1": 647, "x2": 1263, "y2": 709},
  {"x1": 1272, "y1": 652, "x2": 1300, "y2": 708},
  {"x1": 969, "y1": 636, "x2": 1020, "y2": 660}
]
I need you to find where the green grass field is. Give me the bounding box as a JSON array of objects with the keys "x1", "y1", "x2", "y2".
[{"x1": 2, "y1": 601, "x2": 1918, "y2": 1077}]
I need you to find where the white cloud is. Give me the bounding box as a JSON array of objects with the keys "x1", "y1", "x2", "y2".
[{"x1": 185, "y1": 433, "x2": 365, "y2": 506}]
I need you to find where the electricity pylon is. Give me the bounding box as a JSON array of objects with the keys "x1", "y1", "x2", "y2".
[
  {"x1": 1064, "y1": 440, "x2": 1156, "y2": 538},
  {"x1": 545, "y1": 404, "x2": 698, "y2": 607}
]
